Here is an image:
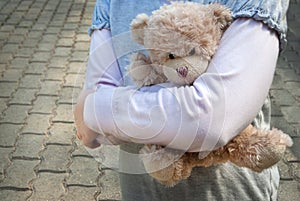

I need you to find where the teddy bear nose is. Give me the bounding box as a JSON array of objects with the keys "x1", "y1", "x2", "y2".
[{"x1": 176, "y1": 66, "x2": 188, "y2": 78}]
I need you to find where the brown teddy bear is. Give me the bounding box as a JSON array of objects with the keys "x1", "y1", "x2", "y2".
[{"x1": 126, "y1": 2, "x2": 293, "y2": 187}]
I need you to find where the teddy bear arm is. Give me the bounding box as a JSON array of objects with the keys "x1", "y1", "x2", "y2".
[
  {"x1": 127, "y1": 52, "x2": 166, "y2": 87},
  {"x1": 224, "y1": 125, "x2": 292, "y2": 172}
]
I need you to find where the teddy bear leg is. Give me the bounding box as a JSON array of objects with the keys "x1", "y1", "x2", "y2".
[
  {"x1": 139, "y1": 145, "x2": 192, "y2": 187},
  {"x1": 227, "y1": 125, "x2": 293, "y2": 172},
  {"x1": 127, "y1": 52, "x2": 166, "y2": 87}
]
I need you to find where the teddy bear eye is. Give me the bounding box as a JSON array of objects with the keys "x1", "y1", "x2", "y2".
[
  {"x1": 168, "y1": 53, "x2": 175, "y2": 59},
  {"x1": 189, "y1": 48, "x2": 195, "y2": 56}
]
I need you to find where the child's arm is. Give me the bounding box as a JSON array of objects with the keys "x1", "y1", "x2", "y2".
[
  {"x1": 74, "y1": 29, "x2": 124, "y2": 148},
  {"x1": 83, "y1": 19, "x2": 279, "y2": 152}
]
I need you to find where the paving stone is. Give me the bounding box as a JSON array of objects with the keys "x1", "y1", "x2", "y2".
[
  {"x1": 0, "y1": 25, "x2": 15, "y2": 32},
  {"x1": 98, "y1": 170, "x2": 121, "y2": 201},
  {"x1": 0, "y1": 147, "x2": 14, "y2": 175},
  {"x1": 29, "y1": 172, "x2": 65, "y2": 201},
  {"x1": 0, "y1": 82, "x2": 18, "y2": 98},
  {"x1": 290, "y1": 61, "x2": 300, "y2": 75},
  {"x1": 48, "y1": 20, "x2": 64, "y2": 27},
  {"x1": 61, "y1": 185, "x2": 99, "y2": 201},
  {"x1": 59, "y1": 86, "x2": 81, "y2": 104},
  {"x1": 54, "y1": 47, "x2": 72, "y2": 57},
  {"x1": 76, "y1": 34, "x2": 90, "y2": 42},
  {"x1": 0, "y1": 190, "x2": 31, "y2": 201},
  {"x1": 0, "y1": 53, "x2": 13, "y2": 64},
  {"x1": 39, "y1": 144, "x2": 72, "y2": 171},
  {"x1": 270, "y1": 89, "x2": 297, "y2": 106},
  {"x1": 67, "y1": 61, "x2": 87, "y2": 74},
  {"x1": 45, "y1": 27, "x2": 61, "y2": 34},
  {"x1": 290, "y1": 138, "x2": 300, "y2": 160},
  {"x1": 283, "y1": 50, "x2": 299, "y2": 62},
  {"x1": 78, "y1": 25, "x2": 90, "y2": 34},
  {"x1": 0, "y1": 69, "x2": 23, "y2": 82},
  {"x1": 47, "y1": 123, "x2": 74, "y2": 145},
  {"x1": 53, "y1": 104, "x2": 74, "y2": 123},
  {"x1": 66, "y1": 16, "x2": 81, "y2": 23},
  {"x1": 22, "y1": 38, "x2": 39, "y2": 48},
  {"x1": 9, "y1": 88, "x2": 36, "y2": 105},
  {"x1": 26, "y1": 30, "x2": 43, "y2": 40},
  {"x1": 0, "y1": 159, "x2": 38, "y2": 187},
  {"x1": 74, "y1": 41, "x2": 90, "y2": 51},
  {"x1": 0, "y1": 105, "x2": 31, "y2": 124},
  {"x1": 56, "y1": 38, "x2": 74, "y2": 47},
  {"x1": 289, "y1": 162, "x2": 300, "y2": 179},
  {"x1": 40, "y1": 34, "x2": 58, "y2": 43},
  {"x1": 63, "y1": 23, "x2": 78, "y2": 30},
  {"x1": 12, "y1": 134, "x2": 45, "y2": 159},
  {"x1": 278, "y1": 180, "x2": 300, "y2": 201},
  {"x1": 25, "y1": 62, "x2": 47, "y2": 75},
  {"x1": 10, "y1": 57, "x2": 29, "y2": 69},
  {"x1": 72, "y1": 140, "x2": 93, "y2": 157},
  {"x1": 70, "y1": 51, "x2": 89, "y2": 62},
  {"x1": 68, "y1": 156, "x2": 99, "y2": 185},
  {"x1": 64, "y1": 73, "x2": 84, "y2": 88},
  {"x1": 270, "y1": 99, "x2": 283, "y2": 116},
  {"x1": 13, "y1": 27, "x2": 29, "y2": 36},
  {"x1": 48, "y1": 56, "x2": 69, "y2": 68},
  {"x1": 6, "y1": 17, "x2": 22, "y2": 26},
  {"x1": 281, "y1": 106, "x2": 300, "y2": 124},
  {"x1": 60, "y1": 30, "x2": 76, "y2": 38},
  {"x1": 22, "y1": 114, "x2": 51, "y2": 134},
  {"x1": 37, "y1": 42, "x2": 56, "y2": 52},
  {"x1": 277, "y1": 68, "x2": 300, "y2": 82},
  {"x1": 30, "y1": 95, "x2": 58, "y2": 114},
  {"x1": 19, "y1": 74, "x2": 41, "y2": 89},
  {"x1": 0, "y1": 124, "x2": 22, "y2": 147},
  {"x1": 31, "y1": 52, "x2": 52, "y2": 63},
  {"x1": 0, "y1": 98, "x2": 8, "y2": 113},
  {"x1": 0, "y1": 31, "x2": 10, "y2": 40},
  {"x1": 285, "y1": 81, "x2": 300, "y2": 98},
  {"x1": 38, "y1": 80, "x2": 61, "y2": 96},
  {"x1": 270, "y1": 116, "x2": 295, "y2": 137},
  {"x1": 1, "y1": 43, "x2": 19, "y2": 53},
  {"x1": 44, "y1": 67, "x2": 65, "y2": 81},
  {"x1": 6, "y1": 34, "x2": 25, "y2": 43},
  {"x1": 15, "y1": 47, "x2": 35, "y2": 58}
]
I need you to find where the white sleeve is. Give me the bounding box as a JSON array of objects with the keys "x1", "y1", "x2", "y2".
[
  {"x1": 83, "y1": 29, "x2": 122, "y2": 90},
  {"x1": 84, "y1": 18, "x2": 279, "y2": 152}
]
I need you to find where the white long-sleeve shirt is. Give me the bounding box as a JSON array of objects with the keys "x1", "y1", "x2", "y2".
[{"x1": 83, "y1": 18, "x2": 279, "y2": 152}]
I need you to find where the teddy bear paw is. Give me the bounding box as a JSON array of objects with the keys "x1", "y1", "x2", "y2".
[{"x1": 228, "y1": 127, "x2": 293, "y2": 172}]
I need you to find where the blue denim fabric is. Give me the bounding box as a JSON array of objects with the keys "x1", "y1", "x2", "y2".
[{"x1": 89, "y1": 0, "x2": 289, "y2": 50}]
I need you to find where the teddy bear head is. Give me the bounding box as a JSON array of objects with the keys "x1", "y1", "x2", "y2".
[{"x1": 130, "y1": 2, "x2": 232, "y2": 85}]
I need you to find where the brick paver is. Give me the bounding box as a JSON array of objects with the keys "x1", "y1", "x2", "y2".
[
  {"x1": 0, "y1": 0, "x2": 299, "y2": 200},
  {"x1": 269, "y1": 0, "x2": 300, "y2": 199}
]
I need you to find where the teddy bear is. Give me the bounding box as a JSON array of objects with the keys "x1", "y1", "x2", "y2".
[{"x1": 126, "y1": 2, "x2": 293, "y2": 187}]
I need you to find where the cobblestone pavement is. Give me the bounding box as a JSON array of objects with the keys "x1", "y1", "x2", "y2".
[
  {"x1": 270, "y1": 0, "x2": 300, "y2": 200},
  {"x1": 0, "y1": 0, "x2": 299, "y2": 201}
]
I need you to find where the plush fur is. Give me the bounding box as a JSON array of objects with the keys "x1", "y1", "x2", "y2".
[{"x1": 127, "y1": 2, "x2": 293, "y2": 187}]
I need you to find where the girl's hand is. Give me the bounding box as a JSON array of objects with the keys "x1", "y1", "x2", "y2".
[{"x1": 74, "y1": 89, "x2": 101, "y2": 148}]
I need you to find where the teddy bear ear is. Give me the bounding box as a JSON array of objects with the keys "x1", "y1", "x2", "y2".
[
  {"x1": 210, "y1": 4, "x2": 232, "y2": 31},
  {"x1": 130, "y1": 13, "x2": 149, "y2": 45}
]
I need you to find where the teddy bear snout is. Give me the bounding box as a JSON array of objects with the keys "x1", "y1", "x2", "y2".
[{"x1": 176, "y1": 66, "x2": 188, "y2": 78}]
